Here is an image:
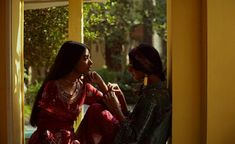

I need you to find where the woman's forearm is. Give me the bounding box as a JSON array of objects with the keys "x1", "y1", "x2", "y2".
[
  {"x1": 114, "y1": 108, "x2": 126, "y2": 121},
  {"x1": 116, "y1": 91, "x2": 128, "y2": 115},
  {"x1": 97, "y1": 79, "x2": 109, "y2": 94}
]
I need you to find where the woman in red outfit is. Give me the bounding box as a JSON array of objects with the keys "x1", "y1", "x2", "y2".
[{"x1": 28, "y1": 41, "x2": 109, "y2": 144}]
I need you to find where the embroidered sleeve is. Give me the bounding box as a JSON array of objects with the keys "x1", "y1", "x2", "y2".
[{"x1": 84, "y1": 83, "x2": 103, "y2": 105}]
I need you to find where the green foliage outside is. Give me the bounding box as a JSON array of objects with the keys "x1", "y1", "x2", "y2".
[
  {"x1": 24, "y1": 105, "x2": 33, "y2": 124},
  {"x1": 83, "y1": 0, "x2": 167, "y2": 70},
  {"x1": 24, "y1": 6, "x2": 68, "y2": 70},
  {"x1": 84, "y1": 0, "x2": 134, "y2": 42},
  {"x1": 25, "y1": 81, "x2": 42, "y2": 106},
  {"x1": 24, "y1": 80, "x2": 42, "y2": 124},
  {"x1": 83, "y1": 0, "x2": 134, "y2": 71}
]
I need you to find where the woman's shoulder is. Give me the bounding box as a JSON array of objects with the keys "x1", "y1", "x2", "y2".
[
  {"x1": 144, "y1": 86, "x2": 171, "y2": 104},
  {"x1": 43, "y1": 80, "x2": 58, "y2": 91},
  {"x1": 39, "y1": 80, "x2": 59, "y2": 100},
  {"x1": 144, "y1": 83, "x2": 169, "y2": 96}
]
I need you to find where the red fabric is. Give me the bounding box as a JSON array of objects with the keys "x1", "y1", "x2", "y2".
[
  {"x1": 29, "y1": 81, "x2": 103, "y2": 144},
  {"x1": 76, "y1": 103, "x2": 120, "y2": 144}
]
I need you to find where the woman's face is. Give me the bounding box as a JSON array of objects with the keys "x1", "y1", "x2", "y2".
[
  {"x1": 128, "y1": 63, "x2": 145, "y2": 81},
  {"x1": 74, "y1": 48, "x2": 93, "y2": 75}
]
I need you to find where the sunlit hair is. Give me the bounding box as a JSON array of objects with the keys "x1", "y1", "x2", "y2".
[
  {"x1": 30, "y1": 41, "x2": 89, "y2": 127},
  {"x1": 128, "y1": 43, "x2": 166, "y2": 81}
]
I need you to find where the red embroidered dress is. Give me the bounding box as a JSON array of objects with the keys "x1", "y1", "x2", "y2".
[{"x1": 28, "y1": 80, "x2": 104, "y2": 144}]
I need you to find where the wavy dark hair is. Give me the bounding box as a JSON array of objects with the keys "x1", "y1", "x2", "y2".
[
  {"x1": 30, "y1": 41, "x2": 88, "y2": 127},
  {"x1": 128, "y1": 43, "x2": 166, "y2": 81}
]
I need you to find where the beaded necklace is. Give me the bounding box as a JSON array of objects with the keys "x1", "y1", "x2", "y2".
[{"x1": 58, "y1": 79, "x2": 82, "y2": 105}]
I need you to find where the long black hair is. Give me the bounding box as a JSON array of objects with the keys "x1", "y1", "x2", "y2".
[
  {"x1": 128, "y1": 43, "x2": 166, "y2": 81},
  {"x1": 30, "y1": 41, "x2": 88, "y2": 127}
]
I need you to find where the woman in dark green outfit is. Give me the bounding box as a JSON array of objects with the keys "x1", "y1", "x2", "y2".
[{"x1": 76, "y1": 43, "x2": 172, "y2": 144}]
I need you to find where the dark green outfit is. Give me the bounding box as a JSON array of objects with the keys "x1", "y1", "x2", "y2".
[{"x1": 114, "y1": 81, "x2": 172, "y2": 144}]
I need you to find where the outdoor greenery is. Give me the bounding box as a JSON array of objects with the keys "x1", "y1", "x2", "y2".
[
  {"x1": 84, "y1": 0, "x2": 134, "y2": 71},
  {"x1": 83, "y1": 0, "x2": 166, "y2": 71},
  {"x1": 24, "y1": 6, "x2": 68, "y2": 70},
  {"x1": 24, "y1": 105, "x2": 33, "y2": 124},
  {"x1": 24, "y1": 81, "x2": 42, "y2": 106}
]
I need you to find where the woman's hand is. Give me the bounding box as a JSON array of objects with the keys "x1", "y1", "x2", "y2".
[
  {"x1": 107, "y1": 82, "x2": 123, "y2": 96},
  {"x1": 103, "y1": 91, "x2": 125, "y2": 121},
  {"x1": 83, "y1": 71, "x2": 108, "y2": 94},
  {"x1": 107, "y1": 83, "x2": 128, "y2": 114},
  {"x1": 83, "y1": 71, "x2": 102, "y2": 84},
  {"x1": 104, "y1": 91, "x2": 120, "y2": 109}
]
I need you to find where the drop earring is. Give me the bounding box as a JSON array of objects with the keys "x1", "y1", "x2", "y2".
[{"x1": 144, "y1": 74, "x2": 148, "y2": 86}]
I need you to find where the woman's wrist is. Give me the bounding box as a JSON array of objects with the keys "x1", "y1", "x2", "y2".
[
  {"x1": 114, "y1": 108, "x2": 126, "y2": 121},
  {"x1": 116, "y1": 113, "x2": 126, "y2": 122},
  {"x1": 97, "y1": 80, "x2": 109, "y2": 94}
]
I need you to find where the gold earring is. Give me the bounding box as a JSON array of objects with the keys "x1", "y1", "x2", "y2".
[{"x1": 144, "y1": 74, "x2": 148, "y2": 86}]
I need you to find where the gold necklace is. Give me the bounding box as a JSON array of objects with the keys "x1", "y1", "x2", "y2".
[{"x1": 58, "y1": 80, "x2": 81, "y2": 105}]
